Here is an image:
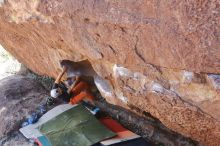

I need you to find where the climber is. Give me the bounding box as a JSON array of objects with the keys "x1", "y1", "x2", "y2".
[{"x1": 49, "y1": 65, "x2": 94, "y2": 104}]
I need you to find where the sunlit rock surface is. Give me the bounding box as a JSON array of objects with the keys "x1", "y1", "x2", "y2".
[
  {"x1": 0, "y1": 45, "x2": 20, "y2": 80},
  {"x1": 0, "y1": 1, "x2": 220, "y2": 145}
]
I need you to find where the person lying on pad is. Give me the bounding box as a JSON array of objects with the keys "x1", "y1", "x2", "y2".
[{"x1": 50, "y1": 66, "x2": 94, "y2": 104}]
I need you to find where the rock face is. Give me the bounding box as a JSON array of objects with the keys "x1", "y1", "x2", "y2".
[
  {"x1": 0, "y1": 1, "x2": 220, "y2": 145},
  {"x1": 0, "y1": 75, "x2": 48, "y2": 146}
]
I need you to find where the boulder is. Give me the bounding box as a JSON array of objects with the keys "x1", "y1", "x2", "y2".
[{"x1": 0, "y1": 1, "x2": 220, "y2": 145}]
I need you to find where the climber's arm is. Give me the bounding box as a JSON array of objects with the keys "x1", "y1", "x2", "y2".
[{"x1": 55, "y1": 66, "x2": 67, "y2": 84}]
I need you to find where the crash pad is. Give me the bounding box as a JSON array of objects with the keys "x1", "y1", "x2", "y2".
[
  {"x1": 99, "y1": 117, "x2": 140, "y2": 145},
  {"x1": 38, "y1": 104, "x2": 116, "y2": 146},
  {"x1": 36, "y1": 136, "x2": 52, "y2": 146},
  {"x1": 20, "y1": 104, "x2": 75, "y2": 139},
  {"x1": 93, "y1": 138, "x2": 153, "y2": 146}
]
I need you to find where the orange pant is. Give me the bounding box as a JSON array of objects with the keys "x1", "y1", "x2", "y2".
[{"x1": 69, "y1": 81, "x2": 94, "y2": 105}]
